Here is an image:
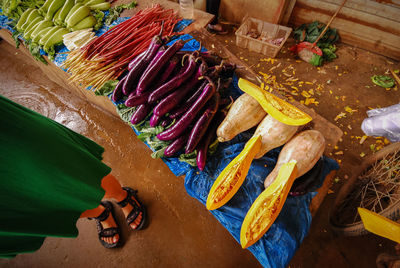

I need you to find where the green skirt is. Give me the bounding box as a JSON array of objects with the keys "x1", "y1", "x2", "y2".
[{"x1": 0, "y1": 95, "x2": 111, "y2": 258}]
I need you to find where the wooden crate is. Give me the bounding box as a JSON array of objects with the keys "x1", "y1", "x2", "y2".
[{"x1": 235, "y1": 17, "x2": 292, "y2": 58}]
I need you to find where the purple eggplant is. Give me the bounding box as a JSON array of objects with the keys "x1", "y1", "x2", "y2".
[
  {"x1": 160, "y1": 117, "x2": 172, "y2": 128},
  {"x1": 128, "y1": 51, "x2": 146, "y2": 71},
  {"x1": 111, "y1": 76, "x2": 127, "y2": 102},
  {"x1": 153, "y1": 63, "x2": 207, "y2": 117},
  {"x1": 163, "y1": 134, "x2": 188, "y2": 157},
  {"x1": 154, "y1": 56, "x2": 179, "y2": 87},
  {"x1": 168, "y1": 79, "x2": 208, "y2": 119},
  {"x1": 196, "y1": 110, "x2": 225, "y2": 171},
  {"x1": 130, "y1": 104, "x2": 151, "y2": 125},
  {"x1": 157, "y1": 78, "x2": 216, "y2": 141},
  {"x1": 125, "y1": 91, "x2": 151, "y2": 107},
  {"x1": 122, "y1": 35, "x2": 164, "y2": 96},
  {"x1": 136, "y1": 40, "x2": 185, "y2": 94},
  {"x1": 149, "y1": 113, "x2": 162, "y2": 127},
  {"x1": 185, "y1": 92, "x2": 220, "y2": 154},
  {"x1": 148, "y1": 54, "x2": 198, "y2": 104}
]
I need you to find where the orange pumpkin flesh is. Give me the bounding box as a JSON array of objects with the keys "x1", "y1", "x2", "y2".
[
  {"x1": 206, "y1": 135, "x2": 262, "y2": 210},
  {"x1": 240, "y1": 161, "x2": 298, "y2": 248}
]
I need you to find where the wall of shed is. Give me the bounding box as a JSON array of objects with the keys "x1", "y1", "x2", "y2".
[{"x1": 191, "y1": 0, "x2": 400, "y2": 60}]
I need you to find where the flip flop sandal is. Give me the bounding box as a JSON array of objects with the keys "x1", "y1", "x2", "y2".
[
  {"x1": 117, "y1": 187, "x2": 147, "y2": 230},
  {"x1": 207, "y1": 24, "x2": 228, "y2": 35},
  {"x1": 88, "y1": 201, "x2": 121, "y2": 249}
]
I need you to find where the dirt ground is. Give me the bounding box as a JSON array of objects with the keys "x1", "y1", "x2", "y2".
[{"x1": 0, "y1": 20, "x2": 399, "y2": 267}]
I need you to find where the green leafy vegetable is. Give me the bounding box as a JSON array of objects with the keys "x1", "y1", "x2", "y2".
[
  {"x1": 105, "y1": 0, "x2": 137, "y2": 25},
  {"x1": 92, "y1": 10, "x2": 105, "y2": 31},
  {"x1": 293, "y1": 21, "x2": 339, "y2": 45},
  {"x1": 179, "y1": 151, "x2": 197, "y2": 166},
  {"x1": 11, "y1": 29, "x2": 21, "y2": 48},
  {"x1": 116, "y1": 104, "x2": 136, "y2": 123},
  {"x1": 95, "y1": 80, "x2": 118, "y2": 96},
  {"x1": 309, "y1": 54, "x2": 323, "y2": 66},
  {"x1": 27, "y1": 41, "x2": 47, "y2": 65},
  {"x1": 320, "y1": 43, "x2": 337, "y2": 62},
  {"x1": 371, "y1": 75, "x2": 395, "y2": 88}
]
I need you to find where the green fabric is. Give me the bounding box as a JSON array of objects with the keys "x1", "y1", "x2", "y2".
[{"x1": 0, "y1": 95, "x2": 111, "y2": 258}]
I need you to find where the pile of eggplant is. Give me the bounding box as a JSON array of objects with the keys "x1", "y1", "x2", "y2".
[{"x1": 112, "y1": 33, "x2": 236, "y2": 170}]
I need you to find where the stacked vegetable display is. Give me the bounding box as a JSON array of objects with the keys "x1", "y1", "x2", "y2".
[
  {"x1": 63, "y1": 4, "x2": 179, "y2": 89},
  {"x1": 13, "y1": 0, "x2": 111, "y2": 60},
  {"x1": 102, "y1": 33, "x2": 235, "y2": 170}
]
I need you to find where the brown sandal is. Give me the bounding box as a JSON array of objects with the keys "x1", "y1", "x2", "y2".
[
  {"x1": 117, "y1": 187, "x2": 147, "y2": 230},
  {"x1": 88, "y1": 201, "x2": 121, "y2": 248}
]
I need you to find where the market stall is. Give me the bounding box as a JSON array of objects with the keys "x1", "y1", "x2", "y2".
[{"x1": 0, "y1": 0, "x2": 343, "y2": 266}]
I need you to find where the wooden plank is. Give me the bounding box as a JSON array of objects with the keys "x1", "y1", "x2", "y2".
[
  {"x1": 322, "y1": 0, "x2": 400, "y2": 22},
  {"x1": 293, "y1": 0, "x2": 400, "y2": 34},
  {"x1": 220, "y1": 0, "x2": 287, "y2": 25},
  {"x1": 281, "y1": 0, "x2": 297, "y2": 25},
  {"x1": 290, "y1": 2, "x2": 400, "y2": 60}
]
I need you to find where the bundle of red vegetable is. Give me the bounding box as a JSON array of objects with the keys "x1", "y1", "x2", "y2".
[
  {"x1": 63, "y1": 4, "x2": 179, "y2": 90},
  {"x1": 112, "y1": 33, "x2": 236, "y2": 170}
]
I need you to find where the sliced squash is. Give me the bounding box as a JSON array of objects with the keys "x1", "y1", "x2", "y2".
[
  {"x1": 240, "y1": 160, "x2": 298, "y2": 248},
  {"x1": 237, "y1": 78, "x2": 312, "y2": 126},
  {"x1": 358, "y1": 207, "x2": 400, "y2": 243},
  {"x1": 206, "y1": 135, "x2": 262, "y2": 210}
]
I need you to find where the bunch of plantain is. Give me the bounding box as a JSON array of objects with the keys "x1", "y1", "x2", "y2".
[{"x1": 14, "y1": 0, "x2": 110, "y2": 58}]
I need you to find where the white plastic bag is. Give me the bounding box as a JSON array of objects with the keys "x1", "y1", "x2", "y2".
[{"x1": 361, "y1": 103, "x2": 400, "y2": 142}]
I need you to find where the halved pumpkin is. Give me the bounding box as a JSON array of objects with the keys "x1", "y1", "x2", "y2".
[
  {"x1": 240, "y1": 160, "x2": 298, "y2": 248},
  {"x1": 206, "y1": 135, "x2": 262, "y2": 210},
  {"x1": 238, "y1": 78, "x2": 312, "y2": 126}
]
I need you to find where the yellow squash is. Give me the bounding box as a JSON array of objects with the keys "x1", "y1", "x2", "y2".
[
  {"x1": 358, "y1": 207, "x2": 400, "y2": 243},
  {"x1": 206, "y1": 135, "x2": 262, "y2": 210},
  {"x1": 237, "y1": 78, "x2": 312, "y2": 126},
  {"x1": 240, "y1": 161, "x2": 298, "y2": 248}
]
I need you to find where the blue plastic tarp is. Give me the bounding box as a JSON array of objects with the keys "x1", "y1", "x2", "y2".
[{"x1": 0, "y1": 15, "x2": 340, "y2": 267}]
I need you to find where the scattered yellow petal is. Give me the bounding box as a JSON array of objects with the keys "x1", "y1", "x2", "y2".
[
  {"x1": 360, "y1": 152, "x2": 366, "y2": 157},
  {"x1": 347, "y1": 125, "x2": 352, "y2": 130},
  {"x1": 335, "y1": 151, "x2": 343, "y2": 155},
  {"x1": 344, "y1": 106, "x2": 357, "y2": 114},
  {"x1": 301, "y1": 91, "x2": 311, "y2": 98},
  {"x1": 329, "y1": 90, "x2": 333, "y2": 94},
  {"x1": 334, "y1": 145, "x2": 339, "y2": 150},
  {"x1": 360, "y1": 135, "x2": 367, "y2": 144},
  {"x1": 305, "y1": 81, "x2": 314, "y2": 85},
  {"x1": 334, "y1": 112, "x2": 346, "y2": 121},
  {"x1": 384, "y1": 138, "x2": 390, "y2": 144}
]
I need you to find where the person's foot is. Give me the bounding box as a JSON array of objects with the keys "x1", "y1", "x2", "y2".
[
  {"x1": 119, "y1": 192, "x2": 143, "y2": 229},
  {"x1": 117, "y1": 187, "x2": 147, "y2": 230},
  {"x1": 97, "y1": 206, "x2": 119, "y2": 245},
  {"x1": 207, "y1": 23, "x2": 228, "y2": 35},
  {"x1": 90, "y1": 201, "x2": 121, "y2": 248}
]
